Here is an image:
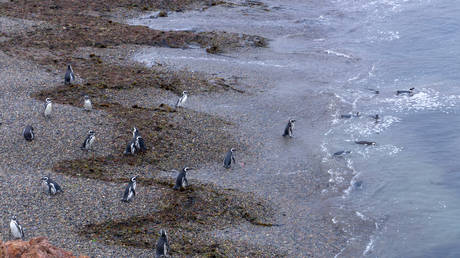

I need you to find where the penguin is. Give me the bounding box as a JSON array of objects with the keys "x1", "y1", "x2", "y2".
[
  {"x1": 355, "y1": 141, "x2": 376, "y2": 146},
  {"x1": 64, "y1": 64, "x2": 75, "y2": 85},
  {"x1": 175, "y1": 91, "x2": 188, "y2": 108},
  {"x1": 135, "y1": 135, "x2": 147, "y2": 152},
  {"x1": 223, "y1": 148, "x2": 236, "y2": 168},
  {"x1": 282, "y1": 119, "x2": 296, "y2": 137},
  {"x1": 155, "y1": 229, "x2": 170, "y2": 258},
  {"x1": 371, "y1": 114, "x2": 380, "y2": 122},
  {"x1": 340, "y1": 112, "x2": 360, "y2": 119},
  {"x1": 23, "y1": 125, "x2": 34, "y2": 141},
  {"x1": 396, "y1": 87, "x2": 415, "y2": 95},
  {"x1": 83, "y1": 95, "x2": 92, "y2": 111},
  {"x1": 123, "y1": 138, "x2": 137, "y2": 155},
  {"x1": 44, "y1": 97, "x2": 52, "y2": 118},
  {"x1": 10, "y1": 216, "x2": 24, "y2": 240},
  {"x1": 173, "y1": 167, "x2": 191, "y2": 190},
  {"x1": 41, "y1": 176, "x2": 62, "y2": 195},
  {"x1": 333, "y1": 150, "x2": 351, "y2": 157},
  {"x1": 122, "y1": 176, "x2": 137, "y2": 202},
  {"x1": 81, "y1": 130, "x2": 96, "y2": 150}
]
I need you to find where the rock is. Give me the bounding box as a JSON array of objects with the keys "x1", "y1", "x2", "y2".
[{"x1": 0, "y1": 237, "x2": 88, "y2": 258}]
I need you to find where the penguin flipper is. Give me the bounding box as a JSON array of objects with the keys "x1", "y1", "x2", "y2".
[
  {"x1": 232, "y1": 156, "x2": 236, "y2": 164},
  {"x1": 132, "y1": 188, "x2": 136, "y2": 196}
]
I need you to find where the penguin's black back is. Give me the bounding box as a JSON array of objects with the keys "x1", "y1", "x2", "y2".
[
  {"x1": 223, "y1": 150, "x2": 232, "y2": 168},
  {"x1": 155, "y1": 234, "x2": 168, "y2": 257},
  {"x1": 23, "y1": 126, "x2": 34, "y2": 141},
  {"x1": 173, "y1": 170, "x2": 186, "y2": 190},
  {"x1": 282, "y1": 122, "x2": 291, "y2": 136},
  {"x1": 48, "y1": 178, "x2": 62, "y2": 192}
]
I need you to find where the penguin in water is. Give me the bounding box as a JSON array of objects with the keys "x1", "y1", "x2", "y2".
[
  {"x1": 10, "y1": 216, "x2": 24, "y2": 240},
  {"x1": 41, "y1": 176, "x2": 62, "y2": 195},
  {"x1": 396, "y1": 87, "x2": 415, "y2": 96},
  {"x1": 83, "y1": 95, "x2": 92, "y2": 111},
  {"x1": 44, "y1": 97, "x2": 52, "y2": 118},
  {"x1": 333, "y1": 150, "x2": 351, "y2": 157},
  {"x1": 223, "y1": 148, "x2": 236, "y2": 168},
  {"x1": 282, "y1": 119, "x2": 296, "y2": 137},
  {"x1": 124, "y1": 138, "x2": 137, "y2": 155},
  {"x1": 64, "y1": 64, "x2": 75, "y2": 85},
  {"x1": 122, "y1": 176, "x2": 137, "y2": 202},
  {"x1": 23, "y1": 125, "x2": 34, "y2": 141},
  {"x1": 340, "y1": 112, "x2": 360, "y2": 119},
  {"x1": 173, "y1": 167, "x2": 191, "y2": 190},
  {"x1": 155, "y1": 229, "x2": 170, "y2": 258},
  {"x1": 175, "y1": 91, "x2": 188, "y2": 108},
  {"x1": 81, "y1": 130, "x2": 96, "y2": 150},
  {"x1": 355, "y1": 141, "x2": 376, "y2": 146}
]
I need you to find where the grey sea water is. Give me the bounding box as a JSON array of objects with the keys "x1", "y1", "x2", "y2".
[{"x1": 130, "y1": 0, "x2": 460, "y2": 256}]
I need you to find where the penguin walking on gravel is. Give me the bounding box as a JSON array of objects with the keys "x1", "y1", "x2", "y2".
[
  {"x1": 223, "y1": 148, "x2": 236, "y2": 169},
  {"x1": 64, "y1": 64, "x2": 75, "y2": 85},
  {"x1": 175, "y1": 91, "x2": 188, "y2": 108},
  {"x1": 10, "y1": 216, "x2": 24, "y2": 240},
  {"x1": 173, "y1": 167, "x2": 191, "y2": 190},
  {"x1": 44, "y1": 97, "x2": 52, "y2": 118},
  {"x1": 41, "y1": 176, "x2": 62, "y2": 195},
  {"x1": 23, "y1": 125, "x2": 34, "y2": 141},
  {"x1": 122, "y1": 176, "x2": 137, "y2": 202},
  {"x1": 124, "y1": 138, "x2": 137, "y2": 155},
  {"x1": 83, "y1": 95, "x2": 92, "y2": 111},
  {"x1": 81, "y1": 130, "x2": 96, "y2": 150},
  {"x1": 155, "y1": 229, "x2": 170, "y2": 257},
  {"x1": 282, "y1": 119, "x2": 296, "y2": 137}
]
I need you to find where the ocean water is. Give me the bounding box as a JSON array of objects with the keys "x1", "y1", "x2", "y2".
[{"x1": 129, "y1": 0, "x2": 460, "y2": 256}]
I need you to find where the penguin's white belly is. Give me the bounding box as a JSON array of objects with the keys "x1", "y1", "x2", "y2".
[
  {"x1": 84, "y1": 100, "x2": 92, "y2": 110},
  {"x1": 44, "y1": 104, "x2": 52, "y2": 116},
  {"x1": 10, "y1": 222, "x2": 21, "y2": 238},
  {"x1": 127, "y1": 191, "x2": 133, "y2": 200},
  {"x1": 89, "y1": 136, "x2": 95, "y2": 147}
]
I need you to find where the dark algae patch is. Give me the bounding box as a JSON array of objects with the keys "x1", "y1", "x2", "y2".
[{"x1": 81, "y1": 182, "x2": 283, "y2": 257}]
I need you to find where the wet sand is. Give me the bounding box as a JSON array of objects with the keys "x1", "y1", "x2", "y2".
[{"x1": 0, "y1": 0, "x2": 351, "y2": 256}]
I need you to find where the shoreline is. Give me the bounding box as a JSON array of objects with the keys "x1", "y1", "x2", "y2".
[{"x1": 0, "y1": 0, "x2": 357, "y2": 256}]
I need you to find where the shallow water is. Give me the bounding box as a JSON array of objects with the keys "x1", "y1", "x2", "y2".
[{"x1": 130, "y1": 0, "x2": 460, "y2": 256}]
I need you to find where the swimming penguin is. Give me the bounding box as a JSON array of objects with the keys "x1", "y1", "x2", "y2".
[
  {"x1": 355, "y1": 141, "x2": 376, "y2": 146},
  {"x1": 81, "y1": 130, "x2": 96, "y2": 150},
  {"x1": 371, "y1": 114, "x2": 380, "y2": 122},
  {"x1": 123, "y1": 138, "x2": 136, "y2": 155},
  {"x1": 23, "y1": 125, "x2": 34, "y2": 141},
  {"x1": 175, "y1": 91, "x2": 188, "y2": 108},
  {"x1": 173, "y1": 167, "x2": 191, "y2": 190},
  {"x1": 223, "y1": 148, "x2": 236, "y2": 168},
  {"x1": 10, "y1": 216, "x2": 24, "y2": 240},
  {"x1": 135, "y1": 135, "x2": 147, "y2": 152},
  {"x1": 340, "y1": 112, "x2": 360, "y2": 119},
  {"x1": 64, "y1": 64, "x2": 75, "y2": 85},
  {"x1": 155, "y1": 229, "x2": 170, "y2": 258},
  {"x1": 333, "y1": 150, "x2": 351, "y2": 157},
  {"x1": 122, "y1": 176, "x2": 137, "y2": 202},
  {"x1": 282, "y1": 119, "x2": 296, "y2": 137},
  {"x1": 83, "y1": 95, "x2": 92, "y2": 111},
  {"x1": 396, "y1": 87, "x2": 415, "y2": 95},
  {"x1": 44, "y1": 98, "x2": 52, "y2": 118},
  {"x1": 41, "y1": 176, "x2": 62, "y2": 195}
]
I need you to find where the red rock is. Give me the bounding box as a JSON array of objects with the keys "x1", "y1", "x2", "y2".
[{"x1": 0, "y1": 237, "x2": 88, "y2": 258}]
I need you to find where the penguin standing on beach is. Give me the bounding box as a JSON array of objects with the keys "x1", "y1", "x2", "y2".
[
  {"x1": 124, "y1": 138, "x2": 137, "y2": 155},
  {"x1": 223, "y1": 148, "x2": 236, "y2": 168},
  {"x1": 173, "y1": 167, "x2": 191, "y2": 190},
  {"x1": 81, "y1": 130, "x2": 96, "y2": 150},
  {"x1": 10, "y1": 216, "x2": 24, "y2": 240},
  {"x1": 282, "y1": 119, "x2": 296, "y2": 137},
  {"x1": 64, "y1": 64, "x2": 75, "y2": 85},
  {"x1": 175, "y1": 91, "x2": 188, "y2": 108},
  {"x1": 44, "y1": 98, "x2": 52, "y2": 118},
  {"x1": 83, "y1": 95, "x2": 92, "y2": 111},
  {"x1": 155, "y1": 229, "x2": 170, "y2": 257},
  {"x1": 122, "y1": 176, "x2": 137, "y2": 202},
  {"x1": 41, "y1": 176, "x2": 62, "y2": 195},
  {"x1": 23, "y1": 125, "x2": 34, "y2": 141}
]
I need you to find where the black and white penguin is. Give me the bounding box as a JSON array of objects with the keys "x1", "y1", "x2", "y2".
[
  {"x1": 122, "y1": 176, "x2": 137, "y2": 202},
  {"x1": 155, "y1": 229, "x2": 170, "y2": 258},
  {"x1": 135, "y1": 135, "x2": 147, "y2": 152},
  {"x1": 23, "y1": 125, "x2": 34, "y2": 141},
  {"x1": 396, "y1": 87, "x2": 415, "y2": 95},
  {"x1": 41, "y1": 176, "x2": 62, "y2": 195},
  {"x1": 10, "y1": 216, "x2": 24, "y2": 240},
  {"x1": 44, "y1": 97, "x2": 52, "y2": 118},
  {"x1": 175, "y1": 91, "x2": 188, "y2": 108},
  {"x1": 282, "y1": 119, "x2": 296, "y2": 137},
  {"x1": 333, "y1": 150, "x2": 351, "y2": 157},
  {"x1": 173, "y1": 167, "x2": 191, "y2": 190},
  {"x1": 83, "y1": 95, "x2": 92, "y2": 111},
  {"x1": 355, "y1": 141, "x2": 376, "y2": 146},
  {"x1": 124, "y1": 138, "x2": 137, "y2": 155},
  {"x1": 64, "y1": 64, "x2": 75, "y2": 85},
  {"x1": 340, "y1": 112, "x2": 360, "y2": 119},
  {"x1": 223, "y1": 148, "x2": 236, "y2": 169},
  {"x1": 81, "y1": 130, "x2": 96, "y2": 150}
]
